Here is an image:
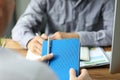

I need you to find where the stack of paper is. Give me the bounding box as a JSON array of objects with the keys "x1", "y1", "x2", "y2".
[
  {"x1": 80, "y1": 47, "x2": 90, "y2": 61},
  {"x1": 80, "y1": 47, "x2": 110, "y2": 68}
]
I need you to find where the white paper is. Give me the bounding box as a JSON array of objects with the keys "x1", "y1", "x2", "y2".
[
  {"x1": 80, "y1": 47, "x2": 110, "y2": 68},
  {"x1": 80, "y1": 47, "x2": 90, "y2": 61},
  {"x1": 26, "y1": 50, "x2": 41, "y2": 61}
]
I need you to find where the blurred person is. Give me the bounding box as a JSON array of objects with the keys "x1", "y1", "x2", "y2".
[
  {"x1": 0, "y1": 0, "x2": 92, "y2": 80},
  {"x1": 0, "y1": 0, "x2": 55, "y2": 80},
  {"x1": 12, "y1": 0, "x2": 115, "y2": 55}
]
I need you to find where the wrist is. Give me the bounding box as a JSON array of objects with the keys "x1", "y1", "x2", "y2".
[
  {"x1": 67, "y1": 33, "x2": 79, "y2": 38},
  {"x1": 26, "y1": 39, "x2": 33, "y2": 49}
]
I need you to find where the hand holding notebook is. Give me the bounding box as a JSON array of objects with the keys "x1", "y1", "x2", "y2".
[
  {"x1": 26, "y1": 38, "x2": 80, "y2": 80},
  {"x1": 42, "y1": 38, "x2": 80, "y2": 80}
]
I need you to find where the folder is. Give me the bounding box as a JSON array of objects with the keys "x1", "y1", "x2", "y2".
[{"x1": 42, "y1": 38, "x2": 80, "y2": 80}]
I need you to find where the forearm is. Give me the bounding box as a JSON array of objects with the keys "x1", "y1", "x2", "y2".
[
  {"x1": 12, "y1": 0, "x2": 47, "y2": 48},
  {"x1": 78, "y1": 0, "x2": 114, "y2": 47},
  {"x1": 12, "y1": 25, "x2": 35, "y2": 48},
  {"x1": 77, "y1": 30, "x2": 112, "y2": 47}
]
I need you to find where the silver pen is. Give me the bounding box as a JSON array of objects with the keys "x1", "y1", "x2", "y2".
[
  {"x1": 36, "y1": 33, "x2": 51, "y2": 64},
  {"x1": 47, "y1": 36, "x2": 51, "y2": 64},
  {"x1": 36, "y1": 33, "x2": 39, "y2": 36}
]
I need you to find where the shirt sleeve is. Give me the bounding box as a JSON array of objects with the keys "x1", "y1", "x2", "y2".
[
  {"x1": 77, "y1": 0, "x2": 115, "y2": 46},
  {"x1": 12, "y1": 0, "x2": 47, "y2": 48}
]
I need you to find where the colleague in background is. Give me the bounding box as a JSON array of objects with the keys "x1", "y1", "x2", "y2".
[
  {"x1": 0, "y1": 0, "x2": 92, "y2": 80},
  {"x1": 12, "y1": 0, "x2": 115, "y2": 55}
]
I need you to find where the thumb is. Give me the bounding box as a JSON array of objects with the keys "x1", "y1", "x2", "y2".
[{"x1": 69, "y1": 68, "x2": 76, "y2": 80}]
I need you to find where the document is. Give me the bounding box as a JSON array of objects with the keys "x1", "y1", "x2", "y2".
[
  {"x1": 80, "y1": 47, "x2": 90, "y2": 61},
  {"x1": 80, "y1": 47, "x2": 110, "y2": 68}
]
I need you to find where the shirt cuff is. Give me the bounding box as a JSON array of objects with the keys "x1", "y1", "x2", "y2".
[
  {"x1": 20, "y1": 32, "x2": 35, "y2": 48},
  {"x1": 75, "y1": 31, "x2": 98, "y2": 46}
]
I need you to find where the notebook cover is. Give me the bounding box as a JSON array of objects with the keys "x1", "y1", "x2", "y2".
[{"x1": 42, "y1": 38, "x2": 80, "y2": 80}]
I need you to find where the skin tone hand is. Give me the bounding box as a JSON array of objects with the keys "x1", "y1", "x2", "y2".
[
  {"x1": 27, "y1": 32, "x2": 79, "y2": 55},
  {"x1": 38, "y1": 53, "x2": 53, "y2": 62},
  {"x1": 69, "y1": 68, "x2": 92, "y2": 80},
  {"x1": 27, "y1": 33, "x2": 53, "y2": 62},
  {"x1": 27, "y1": 32, "x2": 79, "y2": 62},
  {"x1": 27, "y1": 33, "x2": 48, "y2": 56},
  {"x1": 50, "y1": 32, "x2": 79, "y2": 40}
]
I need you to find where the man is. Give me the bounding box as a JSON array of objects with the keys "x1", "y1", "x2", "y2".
[
  {"x1": 12, "y1": 0, "x2": 115, "y2": 55},
  {"x1": 0, "y1": 0, "x2": 92, "y2": 80}
]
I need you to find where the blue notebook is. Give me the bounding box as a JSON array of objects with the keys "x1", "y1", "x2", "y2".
[{"x1": 42, "y1": 38, "x2": 80, "y2": 80}]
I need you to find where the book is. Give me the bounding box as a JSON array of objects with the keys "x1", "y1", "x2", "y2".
[
  {"x1": 80, "y1": 47, "x2": 90, "y2": 61},
  {"x1": 42, "y1": 38, "x2": 80, "y2": 80},
  {"x1": 80, "y1": 47, "x2": 110, "y2": 68}
]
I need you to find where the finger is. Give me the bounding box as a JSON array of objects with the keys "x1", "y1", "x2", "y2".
[
  {"x1": 69, "y1": 68, "x2": 76, "y2": 80},
  {"x1": 35, "y1": 35, "x2": 44, "y2": 44},
  {"x1": 81, "y1": 69, "x2": 88, "y2": 75},
  {"x1": 40, "y1": 53, "x2": 53, "y2": 62},
  {"x1": 34, "y1": 41, "x2": 42, "y2": 52},
  {"x1": 41, "y1": 33, "x2": 48, "y2": 40},
  {"x1": 34, "y1": 42, "x2": 42, "y2": 52},
  {"x1": 36, "y1": 36, "x2": 44, "y2": 45},
  {"x1": 27, "y1": 37, "x2": 41, "y2": 55},
  {"x1": 29, "y1": 42, "x2": 42, "y2": 55},
  {"x1": 78, "y1": 69, "x2": 89, "y2": 79},
  {"x1": 30, "y1": 46, "x2": 41, "y2": 56},
  {"x1": 35, "y1": 48, "x2": 41, "y2": 55},
  {"x1": 34, "y1": 36, "x2": 47, "y2": 55},
  {"x1": 50, "y1": 34, "x2": 56, "y2": 40},
  {"x1": 50, "y1": 32, "x2": 62, "y2": 40},
  {"x1": 31, "y1": 49, "x2": 40, "y2": 56}
]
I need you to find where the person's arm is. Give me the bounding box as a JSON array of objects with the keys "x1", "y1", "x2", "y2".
[
  {"x1": 50, "y1": 32, "x2": 79, "y2": 40},
  {"x1": 51, "y1": 0, "x2": 115, "y2": 47},
  {"x1": 12, "y1": 0, "x2": 47, "y2": 48},
  {"x1": 69, "y1": 68, "x2": 92, "y2": 80},
  {"x1": 77, "y1": 0, "x2": 115, "y2": 46},
  {"x1": 27, "y1": 33, "x2": 48, "y2": 55}
]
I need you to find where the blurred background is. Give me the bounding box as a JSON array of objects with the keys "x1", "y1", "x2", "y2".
[{"x1": 5, "y1": 0, "x2": 30, "y2": 37}]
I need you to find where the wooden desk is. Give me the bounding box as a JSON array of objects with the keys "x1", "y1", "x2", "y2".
[
  {"x1": 1, "y1": 39, "x2": 27, "y2": 56},
  {"x1": 2, "y1": 39, "x2": 120, "y2": 80}
]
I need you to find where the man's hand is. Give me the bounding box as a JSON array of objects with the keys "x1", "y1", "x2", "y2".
[
  {"x1": 26, "y1": 50, "x2": 53, "y2": 62},
  {"x1": 69, "y1": 68, "x2": 92, "y2": 80},
  {"x1": 27, "y1": 33, "x2": 48, "y2": 55},
  {"x1": 50, "y1": 32, "x2": 79, "y2": 40},
  {"x1": 38, "y1": 53, "x2": 53, "y2": 62}
]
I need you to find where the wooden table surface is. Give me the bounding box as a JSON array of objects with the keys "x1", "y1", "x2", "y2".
[{"x1": 2, "y1": 39, "x2": 120, "y2": 80}]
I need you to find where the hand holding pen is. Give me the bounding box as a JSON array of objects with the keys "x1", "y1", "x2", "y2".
[
  {"x1": 27, "y1": 33, "x2": 53, "y2": 62},
  {"x1": 27, "y1": 33, "x2": 48, "y2": 55}
]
